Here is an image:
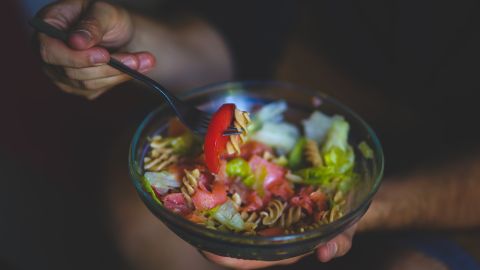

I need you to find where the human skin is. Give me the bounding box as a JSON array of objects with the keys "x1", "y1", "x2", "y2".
[
  {"x1": 358, "y1": 152, "x2": 480, "y2": 232},
  {"x1": 36, "y1": 0, "x2": 233, "y2": 99}
]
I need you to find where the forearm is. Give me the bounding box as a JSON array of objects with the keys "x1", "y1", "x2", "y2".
[
  {"x1": 359, "y1": 153, "x2": 480, "y2": 231},
  {"x1": 124, "y1": 13, "x2": 233, "y2": 91}
]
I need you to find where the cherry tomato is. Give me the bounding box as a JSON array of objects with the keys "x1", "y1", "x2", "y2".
[{"x1": 204, "y1": 104, "x2": 235, "y2": 173}]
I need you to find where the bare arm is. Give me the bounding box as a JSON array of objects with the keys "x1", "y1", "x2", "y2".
[
  {"x1": 359, "y1": 152, "x2": 480, "y2": 232},
  {"x1": 124, "y1": 14, "x2": 233, "y2": 92}
]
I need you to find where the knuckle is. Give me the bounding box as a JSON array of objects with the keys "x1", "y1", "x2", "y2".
[{"x1": 78, "y1": 17, "x2": 101, "y2": 37}]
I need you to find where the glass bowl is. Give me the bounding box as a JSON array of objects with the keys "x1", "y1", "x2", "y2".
[{"x1": 129, "y1": 81, "x2": 384, "y2": 261}]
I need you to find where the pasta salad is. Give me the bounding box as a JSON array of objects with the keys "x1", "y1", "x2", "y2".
[{"x1": 141, "y1": 101, "x2": 357, "y2": 236}]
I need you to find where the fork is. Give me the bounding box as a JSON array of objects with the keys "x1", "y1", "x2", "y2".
[{"x1": 29, "y1": 17, "x2": 240, "y2": 136}]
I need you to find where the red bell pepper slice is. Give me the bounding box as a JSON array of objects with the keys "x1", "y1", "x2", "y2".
[{"x1": 204, "y1": 103, "x2": 235, "y2": 173}]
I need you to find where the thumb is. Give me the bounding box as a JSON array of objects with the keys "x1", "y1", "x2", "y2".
[{"x1": 68, "y1": 1, "x2": 132, "y2": 50}]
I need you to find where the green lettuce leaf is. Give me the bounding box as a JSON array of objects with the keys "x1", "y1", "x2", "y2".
[
  {"x1": 140, "y1": 176, "x2": 163, "y2": 205},
  {"x1": 297, "y1": 116, "x2": 355, "y2": 187},
  {"x1": 251, "y1": 122, "x2": 299, "y2": 154},
  {"x1": 288, "y1": 137, "x2": 307, "y2": 170},
  {"x1": 358, "y1": 141, "x2": 374, "y2": 159},
  {"x1": 144, "y1": 171, "x2": 180, "y2": 195},
  {"x1": 302, "y1": 111, "x2": 333, "y2": 143},
  {"x1": 211, "y1": 201, "x2": 245, "y2": 231}
]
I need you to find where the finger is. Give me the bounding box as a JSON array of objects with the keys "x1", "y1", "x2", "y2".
[
  {"x1": 79, "y1": 73, "x2": 133, "y2": 91},
  {"x1": 37, "y1": 0, "x2": 90, "y2": 30},
  {"x1": 53, "y1": 81, "x2": 108, "y2": 100},
  {"x1": 38, "y1": 33, "x2": 109, "y2": 67},
  {"x1": 68, "y1": 1, "x2": 132, "y2": 50},
  {"x1": 63, "y1": 51, "x2": 155, "y2": 80},
  {"x1": 316, "y1": 224, "x2": 357, "y2": 262},
  {"x1": 45, "y1": 65, "x2": 116, "y2": 99},
  {"x1": 202, "y1": 251, "x2": 303, "y2": 270}
]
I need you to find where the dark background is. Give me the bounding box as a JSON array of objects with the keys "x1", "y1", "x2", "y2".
[{"x1": 1, "y1": 0, "x2": 480, "y2": 269}]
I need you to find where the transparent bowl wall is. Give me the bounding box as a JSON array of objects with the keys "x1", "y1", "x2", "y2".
[{"x1": 129, "y1": 81, "x2": 384, "y2": 260}]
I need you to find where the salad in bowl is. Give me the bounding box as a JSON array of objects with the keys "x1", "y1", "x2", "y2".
[{"x1": 129, "y1": 81, "x2": 383, "y2": 260}]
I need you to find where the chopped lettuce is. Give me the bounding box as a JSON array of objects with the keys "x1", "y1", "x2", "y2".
[
  {"x1": 251, "y1": 165, "x2": 267, "y2": 197},
  {"x1": 297, "y1": 165, "x2": 340, "y2": 186},
  {"x1": 156, "y1": 132, "x2": 200, "y2": 155},
  {"x1": 251, "y1": 122, "x2": 299, "y2": 154},
  {"x1": 288, "y1": 137, "x2": 306, "y2": 170},
  {"x1": 140, "y1": 176, "x2": 163, "y2": 205},
  {"x1": 302, "y1": 111, "x2": 333, "y2": 143},
  {"x1": 297, "y1": 115, "x2": 355, "y2": 186},
  {"x1": 169, "y1": 132, "x2": 194, "y2": 154},
  {"x1": 255, "y1": 100, "x2": 287, "y2": 124},
  {"x1": 144, "y1": 171, "x2": 180, "y2": 195},
  {"x1": 358, "y1": 141, "x2": 374, "y2": 159},
  {"x1": 322, "y1": 116, "x2": 350, "y2": 152},
  {"x1": 273, "y1": 155, "x2": 288, "y2": 167},
  {"x1": 226, "y1": 158, "x2": 251, "y2": 179},
  {"x1": 322, "y1": 116, "x2": 354, "y2": 174},
  {"x1": 211, "y1": 201, "x2": 245, "y2": 231},
  {"x1": 248, "y1": 100, "x2": 287, "y2": 132}
]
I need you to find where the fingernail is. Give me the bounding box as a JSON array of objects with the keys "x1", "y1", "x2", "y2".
[
  {"x1": 91, "y1": 51, "x2": 108, "y2": 65},
  {"x1": 72, "y1": 29, "x2": 92, "y2": 43},
  {"x1": 138, "y1": 54, "x2": 153, "y2": 71},
  {"x1": 327, "y1": 242, "x2": 338, "y2": 259},
  {"x1": 121, "y1": 56, "x2": 137, "y2": 69}
]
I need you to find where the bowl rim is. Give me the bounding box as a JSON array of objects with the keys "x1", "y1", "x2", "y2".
[{"x1": 129, "y1": 80, "x2": 384, "y2": 245}]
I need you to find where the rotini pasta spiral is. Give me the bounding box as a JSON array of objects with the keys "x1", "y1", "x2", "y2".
[
  {"x1": 305, "y1": 139, "x2": 323, "y2": 167},
  {"x1": 144, "y1": 136, "x2": 178, "y2": 171},
  {"x1": 226, "y1": 109, "x2": 251, "y2": 155},
  {"x1": 241, "y1": 211, "x2": 261, "y2": 232},
  {"x1": 260, "y1": 199, "x2": 286, "y2": 226},
  {"x1": 232, "y1": 193, "x2": 242, "y2": 209},
  {"x1": 277, "y1": 206, "x2": 302, "y2": 228},
  {"x1": 181, "y1": 169, "x2": 200, "y2": 205}
]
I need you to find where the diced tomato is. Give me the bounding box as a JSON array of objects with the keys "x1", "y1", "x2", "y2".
[
  {"x1": 290, "y1": 186, "x2": 314, "y2": 214},
  {"x1": 204, "y1": 104, "x2": 235, "y2": 173},
  {"x1": 186, "y1": 212, "x2": 207, "y2": 224},
  {"x1": 240, "y1": 141, "x2": 273, "y2": 160},
  {"x1": 248, "y1": 155, "x2": 292, "y2": 199},
  {"x1": 162, "y1": 193, "x2": 192, "y2": 216},
  {"x1": 243, "y1": 191, "x2": 264, "y2": 211},
  {"x1": 268, "y1": 180, "x2": 294, "y2": 200},
  {"x1": 310, "y1": 190, "x2": 328, "y2": 211},
  {"x1": 215, "y1": 160, "x2": 229, "y2": 184},
  {"x1": 197, "y1": 170, "x2": 214, "y2": 190},
  {"x1": 258, "y1": 227, "x2": 284, "y2": 236},
  {"x1": 192, "y1": 181, "x2": 228, "y2": 211}
]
